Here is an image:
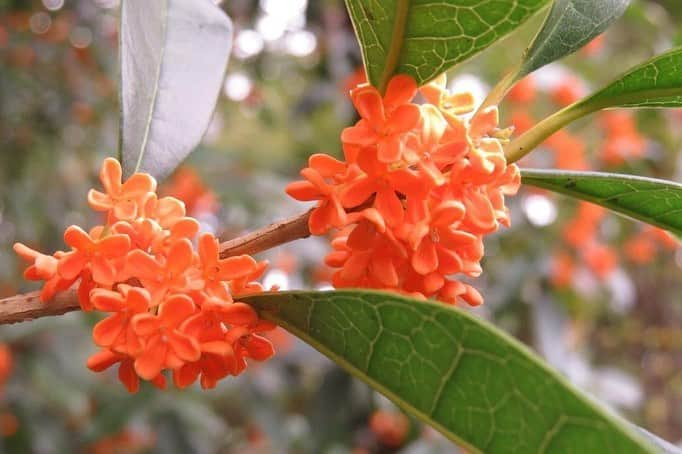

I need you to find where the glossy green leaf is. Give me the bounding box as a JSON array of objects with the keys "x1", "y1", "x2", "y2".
[
  {"x1": 243, "y1": 290, "x2": 654, "y2": 453},
  {"x1": 581, "y1": 46, "x2": 682, "y2": 109},
  {"x1": 119, "y1": 0, "x2": 232, "y2": 179},
  {"x1": 518, "y1": 0, "x2": 631, "y2": 78},
  {"x1": 344, "y1": 0, "x2": 551, "y2": 92},
  {"x1": 521, "y1": 169, "x2": 682, "y2": 235}
]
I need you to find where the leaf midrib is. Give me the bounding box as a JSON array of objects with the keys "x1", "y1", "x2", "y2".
[
  {"x1": 134, "y1": 0, "x2": 169, "y2": 173},
  {"x1": 377, "y1": 0, "x2": 410, "y2": 94}
]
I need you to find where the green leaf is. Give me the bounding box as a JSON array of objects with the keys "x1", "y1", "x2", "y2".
[
  {"x1": 344, "y1": 0, "x2": 551, "y2": 92},
  {"x1": 506, "y1": 47, "x2": 682, "y2": 162},
  {"x1": 119, "y1": 0, "x2": 232, "y2": 179},
  {"x1": 243, "y1": 290, "x2": 655, "y2": 453},
  {"x1": 518, "y1": 0, "x2": 630, "y2": 78},
  {"x1": 521, "y1": 169, "x2": 682, "y2": 235},
  {"x1": 581, "y1": 46, "x2": 682, "y2": 109}
]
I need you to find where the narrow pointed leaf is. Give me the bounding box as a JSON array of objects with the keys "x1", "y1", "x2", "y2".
[
  {"x1": 243, "y1": 290, "x2": 655, "y2": 453},
  {"x1": 580, "y1": 46, "x2": 682, "y2": 110},
  {"x1": 344, "y1": 0, "x2": 551, "y2": 91},
  {"x1": 518, "y1": 0, "x2": 630, "y2": 78},
  {"x1": 522, "y1": 169, "x2": 682, "y2": 235},
  {"x1": 120, "y1": 0, "x2": 232, "y2": 179}
]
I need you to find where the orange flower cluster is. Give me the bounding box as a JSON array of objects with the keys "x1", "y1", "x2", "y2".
[
  {"x1": 287, "y1": 74, "x2": 520, "y2": 306},
  {"x1": 14, "y1": 158, "x2": 274, "y2": 392}
]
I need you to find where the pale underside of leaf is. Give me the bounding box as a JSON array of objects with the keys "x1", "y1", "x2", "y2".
[
  {"x1": 120, "y1": 0, "x2": 232, "y2": 179},
  {"x1": 518, "y1": 0, "x2": 630, "y2": 78},
  {"x1": 345, "y1": 0, "x2": 551, "y2": 90},
  {"x1": 521, "y1": 169, "x2": 682, "y2": 236},
  {"x1": 243, "y1": 290, "x2": 655, "y2": 453}
]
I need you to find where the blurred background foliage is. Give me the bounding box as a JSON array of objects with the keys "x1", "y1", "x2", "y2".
[{"x1": 0, "y1": 0, "x2": 681, "y2": 452}]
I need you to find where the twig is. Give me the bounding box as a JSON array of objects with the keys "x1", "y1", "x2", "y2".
[
  {"x1": 0, "y1": 290, "x2": 79, "y2": 325},
  {"x1": 0, "y1": 209, "x2": 313, "y2": 326},
  {"x1": 219, "y1": 209, "x2": 312, "y2": 257}
]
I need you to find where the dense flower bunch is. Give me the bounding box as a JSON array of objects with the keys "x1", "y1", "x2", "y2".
[
  {"x1": 287, "y1": 74, "x2": 520, "y2": 306},
  {"x1": 14, "y1": 158, "x2": 275, "y2": 391}
]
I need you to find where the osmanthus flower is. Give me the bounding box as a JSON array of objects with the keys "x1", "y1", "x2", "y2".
[
  {"x1": 285, "y1": 153, "x2": 350, "y2": 235},
  {"x1": 87, "y1": 157, "x2": 157, "y2": 221},
  {"x1": 341, "y1": 75, "x2": 421, "y2": 163},
  {"x1": 288, "y1": 73, "x2": 520, "y2": 306},
  {"x1": 13, "y1": 243, "x2": 74, "y2": 302},
  {"x1": 15, "y1": 157, "x2": 275, "y2": 392}
]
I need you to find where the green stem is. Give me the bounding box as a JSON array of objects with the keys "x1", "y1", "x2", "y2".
[
  {"x1": 505, "y1": 101, "x2": 597, "y2": 163},
  {"x1": 478, "y1": 66, "x2": 518, "y2": 114}
]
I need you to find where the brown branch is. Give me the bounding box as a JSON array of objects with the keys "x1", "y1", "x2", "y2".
[
  {"x1": 219, "y1": 209, "x2": 312, "y2": 257},
  {"x1": 0, "y1": 210, "x2": 313, "y2": 326},
  {"x1": 0, "y1": 290, "x2": 79, "y2": 324}
]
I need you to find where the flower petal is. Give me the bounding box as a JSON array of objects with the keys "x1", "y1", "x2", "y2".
[
  {"x1": 86, "y1": 349, "x2": 121, "y2": 372},
  {"x1": 221, "y1": 302, "x2": 258, "y2": 326},
  {"x1": 352, "y1": 86, "x2": 385, "y2": 127},
  {"x1": 91, "y1": 288, "x2": 126, "y2": 312},
  {"x1": 113, "y1": 200, "x2": 138, "y2": 221},
  {"x1": 158, "y1": 294, "x2": 196, "y2": 327},
  {"x1": 167, "y1": 239, "x2": 194, "y2": 275},
  {"x1": 412, "y1": 238, "x2": 438, "y2": 275},
  {"x1": 100, "y1": 157, "x2": 122, "y2": 195},
  {"x1": 375, "y1": 188, "x2": 404, "y2": 227},
  {"x1": 125, "y1": 250, "x2": 160, "y2": 280},
  {"x1": 57, "y1": 252, "x2": 88, "y2": 280},
  {"x1": 118, "y1": 360, "x2": 140, "y2": 393},
  {"x1": 173, "y1": 362, "x2": 201, "y2": 389},
  {"x1": 132, "y1": 313, "x2": 161, "y2": 337},
  {"x1": 340, "y1": 122, "x2": 377, "y2": 146},
  {"x1": 126, "y1": 287, "x2": 151, "y2": 313},
  {"x1": 286, "y1": 181, "x2": 321, "y2": 201},
  {"x1": 134, "y1": 336, "x2": 167, "y2": 380},
  {"x1": 198, "y1": 233, "x2": 218, "y2": 267},
  {"x1": 168, "y1": 331, "x2": 200, "y2": 362},
  {"x1": 87, "y1": 189, "x2": 112, "y2": 211},
  {"x1": 218, "y1": 255, "x2": 257, "y2": 281},
  {"x1": 244, "y1": 335, "x2": 275, "y2": 361},
  {"x1": 93, "y1": 313, "x2": 125, "y2": 347},
  {"x1": 170, "y1": 218, "x2": 199, "y2": 239},
  {"x1": 64, "y1": 225, "x2": 93, "y2": 251},
  {"x1": 377, "y1": 135, "x2": 403, "y2": 163},
  {"x1": 386, "y1": 104, "x2": 420, "y2": 134},
  {"x1": 309, "y1": 153, "x2": 346, "y2": 177},
  {"x1": 91, "y1": 256, "x2": 117, "y2": 286},
  {"x1": 122, "y1": 172, "x2": 157, "y2": 196},
  {"x1": 340, "y1": 176, "x2": 376, "y2": 208},
  {"x1": 384, "y1": 74, "x2": 418, "y2": 110}
]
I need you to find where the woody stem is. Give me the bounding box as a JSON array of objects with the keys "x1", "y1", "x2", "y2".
[{"x1": 0, "y1": 209, "x2": 314, "y2": 325}]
